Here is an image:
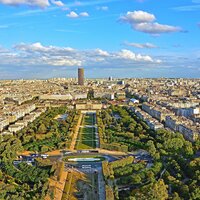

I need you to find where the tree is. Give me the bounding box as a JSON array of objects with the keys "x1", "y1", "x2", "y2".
[
  {"x1": 194, "y1": 139, "x2": 200, "y2": 151},
  {"x1": 183, "y1": 141, "x2": 193, "y2": 156},
  {"x1": 41, "y1": 145, "x2": 49, "y2": 153},
  {"x1": 131, "y1": 174, "x2": 142, "y2": 184},
  {"x1": 147, "y1": 140, "x2": 157, "y2": 158},
  {"x1": 171, "y1": 192, "x2": 181, "y2": 200},
  {"x1": 38, "y1": 124, "x2": 47, "y2": 134},
  {"x1": 128, "y1": 122, "x2": 136, "y2": 132},
  {"x1": 0, "y1": 170, "x2": 3, "y2": 180},
  {"x1": 132, "y1": 179, "x2": 168, "y2": 200},
  {"x1": 146, "y1": 171, "x2": 155, "y2": 182},
  {"x1": 135, "y1": 125, "x2": 143, "y2": 135},
  {"x1": 0, "y1": 136, "x2": 23, "y2": 161},
  {"x1": 164, "y1": 138, "x2": 183, "y2": 153},
  {"x1": 115, "y1": 124, "x2": 122, "y2": 132},
  {"x1": 190, "y1": 187, "x2": 200, "y2": 200}
]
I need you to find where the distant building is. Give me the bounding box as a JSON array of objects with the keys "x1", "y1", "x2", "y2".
[
  {"x1": 75, "y1": 102, "x2": 102, "y2": 110},
  {"x1": 73, "y1": 93, "x2": 88, "y2": 100},
  {"x1": 129, "y1": 98, "x2": 139, "y2": 104},
  {"x1": 78, "y1": 68, "x2": 84, "y2": 85},
  {"x1": 115, "y1": 91, "x2": 126, "y2": 100},
  {"x1": 0, "y1": 118, "x2": 9, "y2": 132},
  {"x1": 117, "y1": 80, "x2": 125, "y2": 85},
  {"x1": 39, "y1": 94, "x2": 73, "y2": 100},
  {"x1": 109, "y1": 76, "x2": 113, "y2": 81},
  {"x1": 94, "y1": 92, "x2": 115, "y2": 100}
]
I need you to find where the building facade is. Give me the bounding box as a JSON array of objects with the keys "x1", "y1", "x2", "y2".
[{"x1": 78, "y1": 68, "x2": 84, "y2": 86}]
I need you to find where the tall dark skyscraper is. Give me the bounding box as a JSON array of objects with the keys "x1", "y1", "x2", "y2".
[{"x1": 78, "y1": 68, "x2": 84, "y2": 85}]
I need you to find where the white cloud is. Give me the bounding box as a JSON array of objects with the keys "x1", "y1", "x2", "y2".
[
  {"x1": 134, "y1": 22, "x2": 181, "y2": 34},
  {"x1": 66, "y1": 11, "x2": 89, "y2": 18},
  {"x1": 124, "y1": 42, "x2": 157, "y2": 49},
  {"x1": 117, "y1": 49, "x2": 154, "y2": 62},
  {"x1": 79, "y1": 12, "x2": 89, "y2": 17},
  {"x1": 15, "y1": 42, "x2": 76, "y2": 53},
  {"x1": 15, "y1": 42, "x2": 47, "y2": 51},
  {"x1": 0, "y1": 0, "x2": 121, "y2": 9},
  {"x1": 121, "y1": 11, "x2": 155, "y2": 23},
  {"x1": 51, "y1": 0, "x2": 64, "y2": 7},
  {"x1": 0, "y1": 0, "x2": 50, "y2": 8},
  {"x1": 66, "y1": 11, "x2": 79, "y2": 18},
  {"x1": 1, "y1": 43, "x2": 162, "y2": 68},
  {"x1": 2, "y1": 42, "x2": 200, "y2": 79},
  {"x1": 46, "y1": 58, "x2": 82, "y2": 66},
  {"x1": 120, "y1": 10, "x2": 182, "y2": 34},
  {"x1": 155, "y1": 59, "x2": 162, "y2": 64},
  {"x1": 94, "y1": 49, "x2": 109, "y2": 56},
  {"x1": 0, "y1": 46, "x2": 9, "y2": 53}
]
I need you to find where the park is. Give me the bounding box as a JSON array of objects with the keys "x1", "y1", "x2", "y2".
[{"x1": 75, "y1": 112, "x2": 97, "y2": 150}]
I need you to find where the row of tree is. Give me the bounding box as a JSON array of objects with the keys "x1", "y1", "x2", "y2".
[
  {"x1": 100, "y1": 105, "x2": 199, "y2": 200},
  {"x1": 102, "y1": 156, "x2": 134, "y2": 181}
]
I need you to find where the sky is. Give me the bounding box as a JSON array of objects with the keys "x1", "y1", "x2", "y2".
[{"x1": 0, "y1": 0, "x2": 200, "y2": 79}]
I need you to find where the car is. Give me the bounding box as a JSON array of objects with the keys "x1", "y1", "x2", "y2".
[
  {"x1": 30, "y1": 153, "x2": 39, "y2": 157},
  {"x1": 40, "y1": 154, "x2": 49, "y2": 159},
  {"x1": 61, "y1": 151, "x2": 71, "y2": 155},
  {"x1": 13, "y1": 160, "x2": 22, "y2": 165}
]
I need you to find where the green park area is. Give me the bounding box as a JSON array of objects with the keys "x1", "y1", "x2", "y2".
[
  {"x1": 76, "y1": 113, "x2": 97, "y2": 150},
  {"x1": 76, "y1": 127, "x2": 96, "y2": 149},
  {"x1": 84, "y1": 113, "x2": 95, "y2": 125}
]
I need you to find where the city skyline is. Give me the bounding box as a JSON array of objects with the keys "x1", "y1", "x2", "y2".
[{"x1": 0, "y1": 0, "x2": 200, "y2": 79}]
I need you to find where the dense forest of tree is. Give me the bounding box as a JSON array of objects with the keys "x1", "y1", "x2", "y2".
[
  {"x1": 0, "y1": 106, "x2": 74, "y2": 199},
  {"x1": 0, "y1": 134, "x2": 53, "y2": 199},
  {"x1": 18, "y1": 107, "x2": 76, "y2": 152},
  {"x1": 100, "y1": 105, "x2": 200, "y2": 200}
]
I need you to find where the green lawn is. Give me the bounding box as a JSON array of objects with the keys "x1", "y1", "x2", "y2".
[
  {"x1": 76, "y1": 113, "x2": 96, "y2": 150},
  {"x1": 83, "y1": 114, "x2": 95, "y2": 126},
  {"x1": 76, "y1": 127, "x2": 96, "y2": 149}
]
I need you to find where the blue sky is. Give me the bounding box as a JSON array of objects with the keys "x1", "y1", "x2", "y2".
[{"x1": 0, "y1": 0, "x2": 200, "y2": 79}]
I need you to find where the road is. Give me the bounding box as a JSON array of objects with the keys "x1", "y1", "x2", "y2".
[
  {"x1": 98, "y1": 166, "x2": 106, "y2": 200},
  {"x1": 66, "y1": 161, "x2": 106, "y2": 200}
]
